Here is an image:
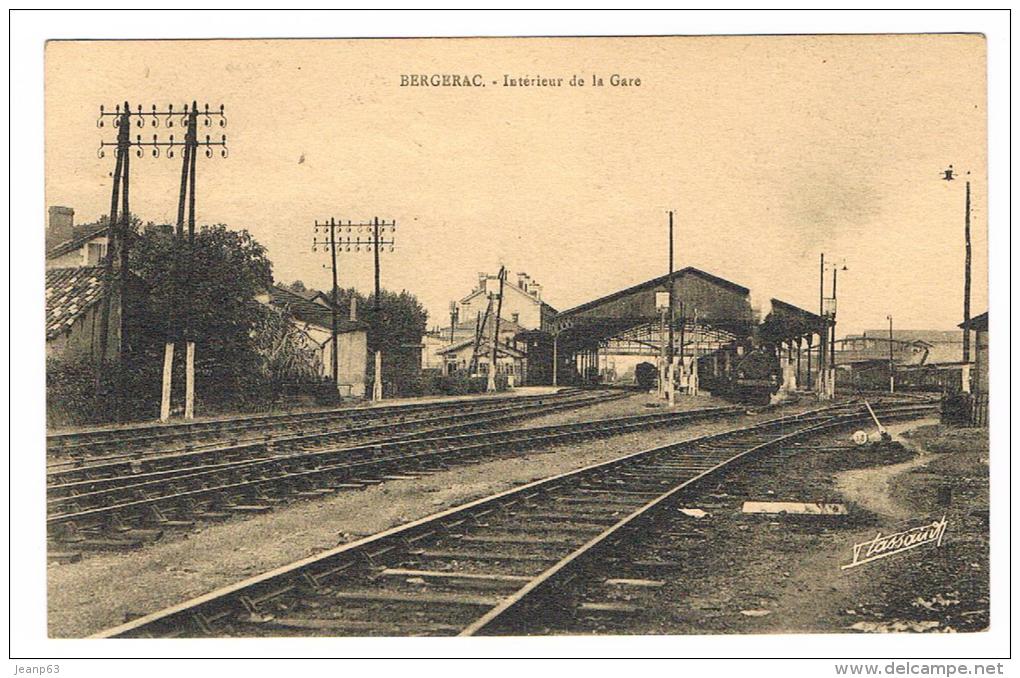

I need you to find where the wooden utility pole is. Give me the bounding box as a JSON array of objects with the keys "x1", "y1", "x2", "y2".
[
  {"x1": 942, "y1": 165, "x2": 972, "y2": 364},
  {"x1": 469, "y1": 302, "x2": 491, "y2": 375},
  {"x1": 312, "y1": 217, "x2": 342, "y2": 390},
  {"x1": 184, "y1": 103, "x2": 198, "y2": 421},
  {"x1": 830, "y1": 265, "x2": 838, "y2": 371},
  {"x1": 161, "y1": 105, "x2": 195, "y2": 421},
  {"x1": 818, "y1": 252, "x2": 827, "y2": 396},
  {"x1": 667, "y1": 210, "x2": 675, "y2": 366},
  {"x1": 329, "y1": 218, "x2": 340, "y2": 386},
  {"x1": 963, "y1": 178, "x2": 972, "y2": 363},
  {"x1": 487, "y1": 267, "x2": 507, "y2": 392},
  {"x1": 887, "y1": 315, "x2": 895, "y2": 394},
  {"x1": 373, "y1": 217, "x2": 382, "y2": 310},
  {"x1": 312, "y1": 217, "x2": 395, "y2": 399},
  {"x1": 448, "y1": 302, "x2": 458, "y2": 344},
  {"x1": 94, "y1": 103, "x2": 129, "y2": 404},
  {"x1": 371, "y1": 217, "x2": 383, "y2": 400},
  {"x1": 97, "y1": 102, "x2": 227, "y2": 421}
]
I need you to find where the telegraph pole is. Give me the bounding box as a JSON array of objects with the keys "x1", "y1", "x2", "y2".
[
  {"x1": 963, "y1": 177, "x2": 971, "y2": 362},
  {"x1": 818, "y1": 253, "x2": 827, "y2": 396},
  {"x1": 97, "y1": 102, "x2": 227, "y2": 420},
  {"x1": 373, "y1": 217, "x2": 382, "y2": 310},
  {"x1": 448, "y1": 302, "x2": 458, "y2": 344},
  {"x1": 100, "y1": 102, "x2": 228, "y2": 421},
  {"x1": 312, "y1": 218, "x2": 395, "y2": 399},
  {"x1": 329, "y1": 218, "x2": 340, "y2": 385},
  {"x1": 94, "y1": 103, "x2": 129, "y2": 405},
  {"x1": 830, "y1": 264, "x2": 838, "y2": 370},
  {"x1": 487, "y1": 266, "x2": 507, "y2": 392},
  {"x1": 667, "y1": 210, "x2": 675, "y2": 402},
  {"x1": 371, "y1": 216, "x2": 383, "y2": 400},
  {"x1": 313, "y1": 218, "x2": 342, "y2": 388},
  {"x1": 183, "y1": 104, "x2": 198, "y2": 420}
]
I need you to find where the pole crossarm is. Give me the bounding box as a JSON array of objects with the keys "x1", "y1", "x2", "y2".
[
  {"x1": 98, "y1": 102, "x2": 226, "y2": 129},
  {"x1": 97, "y1": 102, "x2": 227, "y2": 159},
  {"x1": 312, "y1": 220, "x2": 397, "y2": 253}
]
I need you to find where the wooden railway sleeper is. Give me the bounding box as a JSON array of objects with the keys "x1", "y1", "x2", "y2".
[{"x1": 308, "y1": 560, "x2": 356, "y2": 587}]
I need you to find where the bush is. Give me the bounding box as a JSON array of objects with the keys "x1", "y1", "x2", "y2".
[
  {"x1": 384, "y1": 370, "x2": 507, "y2": 397},
  {"x1": 47, "y1": 358, "x2": 101, "y2": 427},
  {"x1": 46, "y1": 357, "x2": 162, "y2": 427}
]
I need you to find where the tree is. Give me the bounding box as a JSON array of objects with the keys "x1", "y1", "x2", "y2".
[
  {"x1": 332, "y1": 286, "x2": 428, "y2": 395},
  {"x1": 288, "y1": 280, "x2": 307, "y2": 293},
  {"x1": 249, "y1": 302, "x2": 322, "y2": 402},
  {"x1": 130, "y1": 223, "x2": 275, "y2": 410}
]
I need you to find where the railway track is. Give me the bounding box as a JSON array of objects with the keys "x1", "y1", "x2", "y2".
[
  {"x1": 90, "y1": 398, "x2": 935, "y2": 638},
  {"x1": 47, "y1": 389, "x2": 624, "y2": 480},
  {"x1": 47, "y1": 403, "x2": 745, "y2": 548},
  {"x1": 46, "y1": 388, "x2": 593, "y2": 463}
]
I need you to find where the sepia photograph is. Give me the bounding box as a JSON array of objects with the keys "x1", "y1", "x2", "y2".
[{"x1": 9, "y1": 8, "x2": 1009, "y2": 672}]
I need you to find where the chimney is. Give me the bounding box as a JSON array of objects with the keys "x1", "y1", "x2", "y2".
[
  {"x1": 529, "y1": 281, "x2": 542, "y2": 300},
  {"x1": 477, "y1": 272, "x2": 488, "y2": 292},
  {"x1": 349, "y1": 296, "x2": 358, "y2": 322},
  {"x1": 47, "y1": 206, "x2": 75, "y2": 249},
  {"x1": 517, "y1": 272, "x2": 530, "y2": 290}
]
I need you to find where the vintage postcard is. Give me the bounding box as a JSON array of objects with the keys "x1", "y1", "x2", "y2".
[{"x1": 30, "y1": 23, "x2": 996, "y2": 661}]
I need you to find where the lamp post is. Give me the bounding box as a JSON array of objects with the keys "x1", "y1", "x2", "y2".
[
  {"x1": 655, "y1": 289, "x2": 670, "y2": 400},
  {"x1": 887, "y1": 314, "x2": 895, "y2": 394},
  {"x1": 818, "y1": 254, "x2": 847, "y2": 398},
  {"x1": 942, "y1": 165, "x2": 972, "y2": 363}
]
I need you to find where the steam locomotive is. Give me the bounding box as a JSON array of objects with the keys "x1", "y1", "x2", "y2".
[{"x1": 704, "y1": 346, "x2": 782, "y2": 406}]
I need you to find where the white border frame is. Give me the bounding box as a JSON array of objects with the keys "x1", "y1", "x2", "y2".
[{"x1": 8, "y1": 9, "x2": 1012, "y2": 671}]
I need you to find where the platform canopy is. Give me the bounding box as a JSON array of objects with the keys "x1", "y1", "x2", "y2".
[
  {"x1": 548, "y1": 267, "x2": 756, "y2": 347},
  {"x1": 760, "y1": 298, "x2": 825, "y2": 344}
]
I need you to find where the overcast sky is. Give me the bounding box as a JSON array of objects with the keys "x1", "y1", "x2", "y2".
[{"x1": 45, "y1": 35, "x2": 987, "y2": 337}]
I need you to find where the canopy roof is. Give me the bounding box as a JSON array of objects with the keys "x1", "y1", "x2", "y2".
[{"x1": 760, "y1": 299, "x2": 825, "y2": 343}]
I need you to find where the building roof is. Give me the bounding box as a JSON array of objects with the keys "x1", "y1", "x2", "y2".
[
  {"x1": 46, "y1": 222, "x2": 109, "y2": 260},
  {"x1": 266, "y1": 285, "x2": 366, "y2": 332},
  {"x1": 761, "y1": 299, "x2": 824, "y2": 341},
  {"x1": 859, "y1": 329, "x2": 963, "y2": 344},
  {"x1": 959, "y1": 311, "x2": 988, "y2": 332},
  {"x1": 45, "y1": 266, "x2": 109, "y2": 340},
  {"x1": 555, "y1": 266, "x2": 751, "y2": 319},
  {"x1": 853, "y1": 328, "x2": 965, "y2": 365},
  {"x1": 459, "y1": 276, "x2": 559, "y2": 315}
]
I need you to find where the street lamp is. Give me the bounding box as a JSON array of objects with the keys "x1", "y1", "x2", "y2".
[
  {"x1": 942, "y1": 165, "x2": 973, "y2": 364},
  {"x1": 655, "y1": 289, "x2": 671, "y2": 400},
  {"x1": 818, "y1": 254, "x2": 848, "y2": 398}
]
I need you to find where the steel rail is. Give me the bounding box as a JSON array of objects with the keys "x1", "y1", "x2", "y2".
[
  {"x1": 88, "y1": 400, "x2": 934, "y2": 638},
  {"x1": 464, "y1": 404, "x2": 939, "y2": 636},
  {"x1": 47, "y1": 405, "x2": 744, "y2": 512},
  {"x1": 458, "y1": 409, "x2": 910, "y2": 635},
  {"x1": 47, "y1": 404, "x2": 753, "y2": 540},
  {"x1": 47, "y1": 388, "x2": 586, "y2": 458},
  {"x1": 47, "y1": 389, "x2": 623, "y2": 477}
]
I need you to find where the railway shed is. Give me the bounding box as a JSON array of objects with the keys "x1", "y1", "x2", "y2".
[{"x1": 544, "y1": 267, "x2": 757, "y2": 388}]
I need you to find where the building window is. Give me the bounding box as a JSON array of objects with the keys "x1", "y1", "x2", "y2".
[
  {"x1": 511, "y1": 312, "x2": 519, "y2": 324},
  {"x1": 86, "y1": 242, "x2": 107, "y2": 266}
]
